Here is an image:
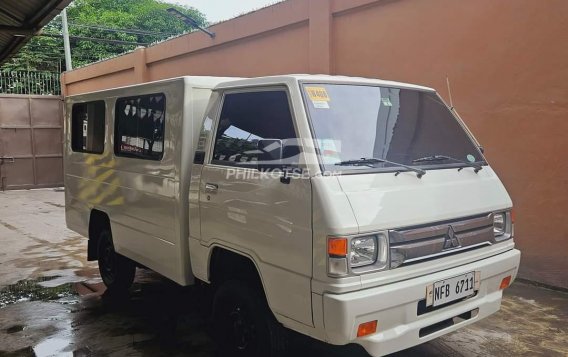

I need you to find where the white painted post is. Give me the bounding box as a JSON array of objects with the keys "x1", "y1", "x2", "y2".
[{"x1": 61, "y1": 8, "x2": 72, "y2": 71}]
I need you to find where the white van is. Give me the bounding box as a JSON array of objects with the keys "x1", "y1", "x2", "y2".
[{"x1": 64, "y1": 75, "x2": 521, "y2": 357}]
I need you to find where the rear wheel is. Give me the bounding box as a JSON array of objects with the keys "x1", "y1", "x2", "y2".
[
  {"x1": 97, "y1": 229, "x2": 135, "y2": 293},
  {"x1": 211, "y1": 280, "x2": 288, "y2": 357}
]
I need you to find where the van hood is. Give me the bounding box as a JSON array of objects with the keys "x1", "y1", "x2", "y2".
[{"x1": 336, "y1": 167, "x2": 512, "y2": 233}]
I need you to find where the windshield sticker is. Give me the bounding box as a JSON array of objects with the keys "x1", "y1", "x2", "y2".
[
  {"x1": 317, "y1": 139, "x2": 341, "y2": 164},
  {"x1": 467, "y1": 154, "x2": 476, "y2": 162},
  {"x1": 312, "y1": 100, "x2": 330, "y2": 109},
  {"x1": 381, "y1": 97, "x2": 393, "y2": 107},
  {"x1": 306, "y1": 86, "x2": 330, "y2": 102}
]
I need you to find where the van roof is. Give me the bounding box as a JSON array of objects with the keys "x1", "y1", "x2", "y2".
[
  {"x1": 66, "y1": 76, "x2": 242, "y2": 98},
  {"x1": 214, "y1": 74, "x2": 435, "y2": 92},
  {"x1": 66, "y1": 75, "x2": 435, "y2": 99}
]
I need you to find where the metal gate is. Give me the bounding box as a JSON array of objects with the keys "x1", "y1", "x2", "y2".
[{"x1": 0, "y1": 95, "x2": 63, "y2": 190}]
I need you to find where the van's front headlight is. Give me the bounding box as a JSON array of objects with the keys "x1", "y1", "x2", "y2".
[
  {"x1": 328, "y1": 233, "x2": 389, "y2": 276},
  {"x1": 493, "y1": 210, "x2": 514, "y2": 242},
  {"x1": 493, "y1": 212, "x2": 506, "y2": 236},
  {"x1": 350, "y1": 236, "x2": 377, "y2": 267}
]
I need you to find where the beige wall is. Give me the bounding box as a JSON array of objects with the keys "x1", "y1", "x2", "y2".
[{"x1": 62, "y1": 0, "x2": 568, "y2": 288}]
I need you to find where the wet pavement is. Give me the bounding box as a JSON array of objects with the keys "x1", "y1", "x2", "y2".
[{"x1": 0, "y1": 188, "x2": 567, "y2": 357}]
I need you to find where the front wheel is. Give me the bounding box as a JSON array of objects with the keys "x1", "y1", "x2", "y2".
[
  {"x1": 97, "y1": 230, "x2": 135, "y2": 293},
  {"x1": 211, "y1": 280, "x2": 288, "y2": 357}
]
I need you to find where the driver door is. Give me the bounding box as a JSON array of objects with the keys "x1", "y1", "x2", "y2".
[{"x1": 199, "y1": 88, "x2": 313, "y2": 326}]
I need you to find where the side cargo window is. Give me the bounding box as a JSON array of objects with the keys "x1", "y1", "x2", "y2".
[
  {"x1": 212, "y1": 90, "x2": 300, "y2": 168},
  {"x1": 71, "y1": 101, "x2": 106, "y2": 154},
  {"x1": 115, "y1": 93, "x2": 166, "y2": 161}
]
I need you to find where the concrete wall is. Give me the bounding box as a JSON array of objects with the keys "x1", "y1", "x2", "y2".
[{"x1": 61, "y1": 0, "x2": 568, "y2": 288}]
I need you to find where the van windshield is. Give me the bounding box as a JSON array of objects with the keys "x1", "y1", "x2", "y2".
[{"x1": 301, "y1": 83, "x2": 485, "y2": 173}]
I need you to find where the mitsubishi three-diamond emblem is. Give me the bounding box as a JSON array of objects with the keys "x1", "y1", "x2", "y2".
[{"x1": 443, "y1": 225, "x2": 461, "y2": 250}]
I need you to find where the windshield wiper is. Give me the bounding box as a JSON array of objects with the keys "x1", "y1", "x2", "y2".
[
  {"x1": 412, "y1": 155, "x2": 483, "y2": 173},
  {"x1": 335, "y1": 157, "x2": 426, "y2": 178}
]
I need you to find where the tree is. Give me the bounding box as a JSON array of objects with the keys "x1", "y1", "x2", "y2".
[{"x1": 1, "y1": 0, "x2": 206, "y2": 72}]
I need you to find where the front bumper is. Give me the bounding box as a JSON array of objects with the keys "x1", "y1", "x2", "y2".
[{"x1": 322, "y1": 249, "x2": 521, "y2": 356}]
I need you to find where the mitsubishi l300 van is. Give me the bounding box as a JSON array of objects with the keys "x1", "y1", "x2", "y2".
[{"x1": 64, "y1": 75, "x2": 520, "y2": 356}]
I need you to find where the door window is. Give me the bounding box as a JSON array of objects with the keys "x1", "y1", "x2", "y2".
[
  {"x1": 71, "y1": 101, "x2": 105, "y2": 154},
  {"x1": 212, "y1": 90, "x2": 299, "y2": 168}
]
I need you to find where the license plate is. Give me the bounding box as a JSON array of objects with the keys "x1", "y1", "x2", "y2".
[{"x1": 426, "y1": 271, "x2": 480, "y2": 307}]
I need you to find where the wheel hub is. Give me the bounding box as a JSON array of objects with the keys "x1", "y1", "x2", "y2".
[
  {"x1": 230, "y1": 306, "x2": 255, "y2": 350},
  {"x1": 101, "y1": 240, "x2": 116, "y2": 282}
]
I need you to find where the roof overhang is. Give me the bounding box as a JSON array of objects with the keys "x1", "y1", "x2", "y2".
[{"x1": 0, "y1": 0, "x2": 73, "y2": 65}]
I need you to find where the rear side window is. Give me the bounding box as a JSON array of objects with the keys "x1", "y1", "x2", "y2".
[
  {"x1": 212, "y1": 90, "x2": 299, "y2": 168},
  {"x1": 115, "y1": 93, "x2": 166, "y2": 160},
  {"x1": 71, "y1": 101, "x2": 106, "y2": 154}
]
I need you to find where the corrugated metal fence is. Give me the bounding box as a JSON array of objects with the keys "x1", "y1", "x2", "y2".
[
  {"x1": 0, "y1": 95, "x2": 63, "y2": 190},
  {"x1": 0, "y1": 71, "x2": 61, "y2": 95}
]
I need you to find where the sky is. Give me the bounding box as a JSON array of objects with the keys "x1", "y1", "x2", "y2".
[{"x1": 174, "y1": 0, "x2": 282, "y2": 23}]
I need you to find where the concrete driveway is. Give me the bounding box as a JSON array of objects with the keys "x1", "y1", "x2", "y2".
[{"x1": 0, "y1": 189, "x2": 567, "y2": 357}]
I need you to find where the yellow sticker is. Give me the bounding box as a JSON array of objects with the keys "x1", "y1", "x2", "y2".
[{"x1": 306, "y1": 86, "x2": 330, "y2": 102}]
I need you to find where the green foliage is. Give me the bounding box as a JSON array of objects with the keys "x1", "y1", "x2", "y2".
[
  {"x1": 2, "y1": 23, "x2": 63, "y2": 72},
  {"x1": 1, "y1": 0, "x2": 206, "y2": 72}
]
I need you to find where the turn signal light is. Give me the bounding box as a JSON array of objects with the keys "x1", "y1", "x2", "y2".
[
  {"x1": 499, "y1": 276, "x2": 512, "y2": 290},
  {"x1": 357, "y1": 320, "x2": 378, "y2": 337},
  {"x1": 328, "y1": 237, "x2": 348, "y2": 256}
]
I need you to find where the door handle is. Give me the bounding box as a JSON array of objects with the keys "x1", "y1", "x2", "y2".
[{"x1": 205, "y1": 183, "x2": 219, "y2": 193}]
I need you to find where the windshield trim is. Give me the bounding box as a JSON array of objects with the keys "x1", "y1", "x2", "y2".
[{"x1": 298, "y1": 81, "x2": 487, "y2": 175}]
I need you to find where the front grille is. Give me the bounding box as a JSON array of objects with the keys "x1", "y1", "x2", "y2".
[{"x1": 390, "y1": 213, "x2": 495, "y2": 268}]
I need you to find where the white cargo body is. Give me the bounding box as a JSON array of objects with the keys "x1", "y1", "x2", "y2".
[
  {"x1": 64, "y1": 74, "x2": 521, "y2": 357},
  {"x1": 64, "y1": 76, "x2": 236, "y2": 285}
]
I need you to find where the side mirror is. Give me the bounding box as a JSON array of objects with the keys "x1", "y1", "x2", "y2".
[{"x1": 257, "y1": 139, "x2": 283, "y2": 171}]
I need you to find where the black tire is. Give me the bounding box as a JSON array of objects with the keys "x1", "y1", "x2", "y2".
[
  {"x1": 211, "y1": 280, "x2": 288, "y2": 357},
  {"x1": 97, "y1": 229, "x2": 136, "y2": 293}
]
